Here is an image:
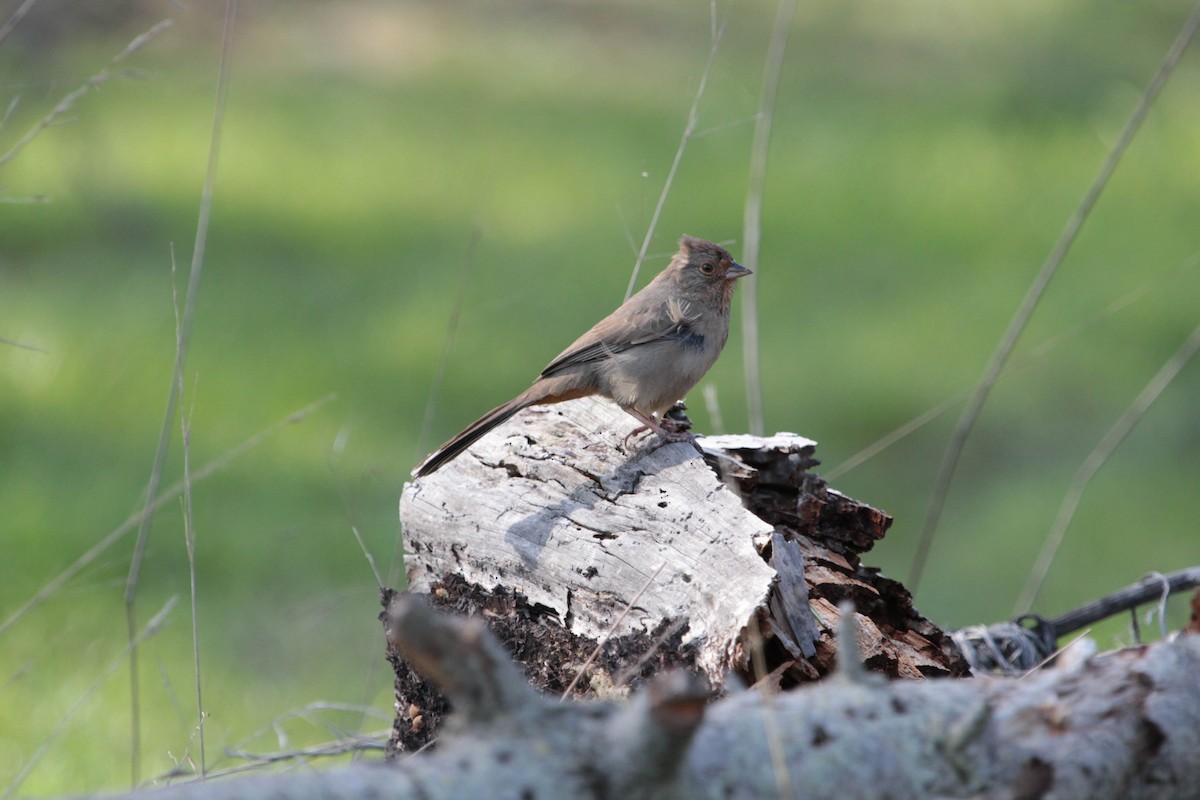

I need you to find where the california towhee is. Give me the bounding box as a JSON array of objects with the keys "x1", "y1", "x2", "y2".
[{"x1": 413, "y1": 235, "x2": 751, "y2": 477}]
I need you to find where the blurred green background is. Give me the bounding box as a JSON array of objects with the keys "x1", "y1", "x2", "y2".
[{"x1": 2, "y1": 0, "x2": 1198, "y2": 794}]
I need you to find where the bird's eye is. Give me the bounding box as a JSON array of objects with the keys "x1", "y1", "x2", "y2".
[{"x1": 700, "y1": 262, "x2": 716, "y2": 274}]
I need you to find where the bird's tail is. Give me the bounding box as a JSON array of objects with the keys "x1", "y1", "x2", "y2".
[{"x1": 412, "y1": 396, "x2": 532, "y2": 477}]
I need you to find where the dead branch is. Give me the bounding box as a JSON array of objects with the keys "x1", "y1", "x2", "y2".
[{"x1": 111, "y1": 596, "x2": 1200, "y2": 800}]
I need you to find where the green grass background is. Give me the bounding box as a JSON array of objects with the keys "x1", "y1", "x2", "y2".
[{"x1": 2, "y1": 0, "x2": 1199, "y2": 793}]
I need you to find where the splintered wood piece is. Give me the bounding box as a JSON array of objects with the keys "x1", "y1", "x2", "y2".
[{"x1": 768, "y1": 532, "x2": 818, "y2": 659}]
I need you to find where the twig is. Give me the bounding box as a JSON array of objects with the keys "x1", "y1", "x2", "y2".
[
  {"x1": 0, "y1": 392, "x2": 335, "y2": 636},
  {"x1": 693, "y1": 114, "x2": 761, "y2": 139},
  {"x1": 415, "y1": 223, "x2": 482, "y2": 463},
  {"x1": 329, "y1": 428, "x2": 384, "y2": 588},
  {"x1": 1, "y1": 597, "x2": 177, "y2": 800},
  {"x1": 824, "y1": 251, "x2": 1200, "y2": 481},
  {"x1": 612, "y1": 618, "x2": 689, "y2": 689},
  {"x1": 402, "y1": 223, "x2": 483, "y2": 586},
  {"x1": 350, "y1": 514, "x2": 384, "y2": 589},
  {"x1": 0, "y1": 19, "x2": 172, "y2": 169},
  {"x1": 0, "y1": 0, "x2": 42, "y2": 49},
  {"x1": 908, "y1": 1, "x2": 1200, "y2": 593},
  {"x1": 172, "y1": 246, "x2": 207, "y2": 779},
  {"x1": 624, "y1": 3, "x2": 727, "y2": 301},
  {"x1": 614, "y1": 202, "x2": 639, "y2": 256},
  {"x1": 701, "y1": 384, "x2": 725, "y2": 435},
  {"x1": 741, "y1": 0, "x2": 796, "y2": 437},
  {"x1": 1018, "y1": 628, "x2": 1094, "y2": 679},
  {"x1": 159, "y1": 737, "x2": 386, "y2": 783},
  {"x1": 0, "y1": 335, "x2": 46, "y2": 352},
  {"x1": 1147, "y1": 571, "x2": 1172, "y2": 641},
  {"x1": 0, "y1": 95, "x2": 21, "y2": 141},
  {"x1": 232, "y1": 702, "x2": 392, "y2": 749},
  {"x1": 1048, "y1": 570, "x2": 1198, "y2": 644},
  {"x1": 1036, "y1": 567, "x2": 1200, "y2": 641},
  {"x1": 123, "y1": 4, "x2": 236, "y2": 785},
  {"x1": 745, "y1": 620, "x2": 797, "y2": 800},
  {"x1": 1015, "y1": 324, "x2": 1200, "y2": 613},
  {"x1": 153, "y1": 730, "x2": 389, "y2": 785},
  {"x1": 560, "y1": 563, "x2": 667, "y2": 699},
  {"x1": 0, "y1": 192, "x2": 49, "y2": 203},
  {"x1": 324, "y1": 431, "x2": 388, "y2": 745},
  {"x1": 224, "y1": 734, "x2": 388, "y2": 765}
]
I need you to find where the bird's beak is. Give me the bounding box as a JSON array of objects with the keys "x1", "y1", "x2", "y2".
[{"x1": 727, "y1": 261, "x2": 752, "y2": 279}]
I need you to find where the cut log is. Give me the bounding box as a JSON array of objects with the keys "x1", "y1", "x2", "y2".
[
  {"x1": 402, "y1": 397, "x2": 777, "y2": 681},
  {"x1": 397, "y1": 397, "x2": 966, "y2": 752}
]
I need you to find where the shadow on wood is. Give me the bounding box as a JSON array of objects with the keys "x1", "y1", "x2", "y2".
[{"x1": 397, "y1": 397, "x2": 967, "y2": 752}]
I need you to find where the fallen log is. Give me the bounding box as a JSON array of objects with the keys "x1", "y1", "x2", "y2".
[
  {"x1": 122, "y1": 596, "x2": 1200, "y2": 800},
  {"x1": 395, "y1": 396, "x2": 965, "y2": 750}
]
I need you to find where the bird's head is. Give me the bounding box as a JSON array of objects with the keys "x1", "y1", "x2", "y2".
[{"x1": 669, "y1": 235, "x2": 752, "y2": 312}]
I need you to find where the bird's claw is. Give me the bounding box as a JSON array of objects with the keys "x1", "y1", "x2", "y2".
[{"x1": 622, "y1": 420, "x2": 697, "y2": 453}]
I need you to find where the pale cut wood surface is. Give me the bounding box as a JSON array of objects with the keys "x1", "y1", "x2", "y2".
[{"x1": 402, "y1": 396, "x2": 780, "y2": 677}]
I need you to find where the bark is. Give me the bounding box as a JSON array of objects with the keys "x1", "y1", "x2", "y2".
[
  {"x1": 122, "y1": 597, "x2": 1200, "y2": 800},
  {"x1": 401, "y1": 398, "x2": 780, "y2": 680},
  {"x1": 394, "y1": 397, "x2": 964, "y2": 751}
]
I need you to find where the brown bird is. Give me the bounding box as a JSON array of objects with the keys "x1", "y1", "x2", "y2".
[{"x1": 413, "y1": 235, "x2": 751, "y2": 477}]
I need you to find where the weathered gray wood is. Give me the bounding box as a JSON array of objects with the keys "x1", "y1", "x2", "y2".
[
  {"x1": 401, "y1": 397, "x2": 779, "y2": 678},
  {"x1": 122, "y1": 597, "x2": 1200, "y2": 800},
  {"x1": 767, "y1": 532, "x2": 818, "y2": 659}
]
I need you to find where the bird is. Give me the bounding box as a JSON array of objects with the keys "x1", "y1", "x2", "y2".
[{"x1": 413, "y1": 235, "x2": 751, "y2": 477}]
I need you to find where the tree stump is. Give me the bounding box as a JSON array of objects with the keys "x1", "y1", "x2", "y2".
[{"x1": 397, "y1": 397, "x2": 967, "y2": 752}]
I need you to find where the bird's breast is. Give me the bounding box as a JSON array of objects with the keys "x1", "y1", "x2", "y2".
[
  {"x1": 667, "y1": 323, "x2": 707, "y2": 352},
  {"x1": 598, "y1": 323, "x2": 728, "y2": 416}
]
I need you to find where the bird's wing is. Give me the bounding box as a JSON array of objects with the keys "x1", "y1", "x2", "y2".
[{"x1": 539, "y1": 295, "x2": 699, "y2": 378}]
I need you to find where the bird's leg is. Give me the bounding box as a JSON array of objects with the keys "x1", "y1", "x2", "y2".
[
  {"x1": 622, "y1": 427, "x2": 650, "y2": 449},
  {"x1": 621, "y1": 407, "x2": 695, "y2": 450}
]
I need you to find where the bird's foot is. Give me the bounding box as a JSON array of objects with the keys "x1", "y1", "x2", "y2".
[
  {"x1": 653, "y1": 425, "x2": 696, "y2": 444},
  {"x1": 662, "y1": 400, "x2": 694, "y2": 433},
  {"x1": 620, "y1": 407, "x2": 699, "y2": 453},
  {"x1": 622, "y1": 424, "x2": 653, "y2": 449},
  {"x1": 656, "y1": 414, "x2": 694, "y2": 440}
]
